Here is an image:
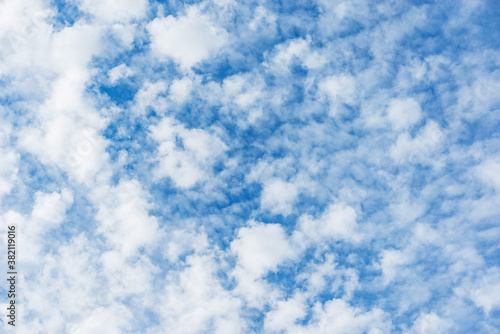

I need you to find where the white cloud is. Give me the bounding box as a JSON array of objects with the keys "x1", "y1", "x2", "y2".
[
  {"x1": 412, "y1": 223, "x2": 440, "y2": 244},
  {"x1": 264, "y1": 293, "x2": 307, "y2": 332},
  {"x1": 132, "y1": 80, "x2": 168, "y2": 114},
  {"x1": 245, "y1": 156, "x2": 296, "y2": 184},
  {"x1": 0, "y1": 189, "x2": 73, "y2": 267},
  {"x1": 110, "y1": 23, "x2": 137, "y2": 48},
  {"x1": 0, "y1": 0, "x2": 53, "y2": 61},
  {"x1": 70, "y1": 304, "x2": 134, "y2": 334},
  {"x1": 475, "y1": 158, "x2": 500, "y2": 193},
  {"x1": 389, "y1": 194, "x2": 426, "y2": 227},
  {"x1": 446, "y1": 246, "x2": 484, "y2": 277},
  {"x1": 10, "y1": 234, "x2": 105, "y2": 333},
  {"x1": 31, "y1": 189, "x2": 74, "y2": 227},
  {"x1": 294, "y1": 203, "x2": 362, "y2": 245},
  {"x1": 9, "y1": 21, "x2": 113, "y2": 185},
  {"x1": 164, "y1": 227, "x2": 210, "y2": 262},
  {"x1": 319, "y1": 75, "x2": 357, "y2": 116},
  {"x1": 99, "y1": 249, "x2": 158, "y2": 299},
  {"x1": 230, "y1": 222, "x2": 297, "y2": 309},
  {"x1": 0, "y1": 121, "x2": 19, "y2": 200},
  {"x1": 378, "y1": 249, "x2": 413, "y2": 285},
  {"x1": 469, "y1": 268, "x2": 500, "y2": 315},
  {"x1": 20, "y1": 119, "x2": 110, "y2": 185},
  {"x1": 386, "y1": 98, "x2": 422, "y2": 130},
  {"x1": 108, "y1": 63, "x2": 133, "y2": 84},
  {"x1": 169, "y1": 76, "x2": 196, "y2": 103},
  {"x1": 390, "y1": 121, "x2": 445, "y2": 168},
  {"x1": 147, "y1": 6, "x2": 228, "y2": 69},
  {"x1": 229, "y1": 204, "x2": 362, "y2": 310},
  {"x1": 231, "y1": 222, "x2": 297, "y2": 278},
  {"x1": 93, "y1": 179, "x2": 161, "y2": 257},
  {"x1": 221, "y1": 73, "x2": 266, "y2": 111},
  {"x1": 50, "y1": 23, "x2": 103, "y2": 71},
  {"x1": 0, "y1": 148, "x2": 17, "y2": 198},
  {"x1": 260, "y1": 179, "x2": 299, "y2": 216},
  {"x1": 455, "y1": 75, "x2": 500, "y2": 120},
  {"x1": 296, "y1": 254, "x2": 338, "y2": 295},
  {"x1": 249, "y1": 6, "x2": 277, "y2": 32},
  {"x1": 289, "y1": 299, "x2": 391, "y2": 334},
  {"x1": 269, "y1": 37, "x2": 327, "y2": 71},
  {"x1": 409, "y1": 313, "x2": 452, "y2": 334},
  {"x1": 155, "y1": 254, "x2": 243, "y2": 334},
  {"x1": 150, "y1": 117, "x2": 227, "y2": 188}
]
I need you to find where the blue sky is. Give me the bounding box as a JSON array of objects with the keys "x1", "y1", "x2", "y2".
[{"x1": 0, "y1": 0, "x2": 500, "y2": 333}]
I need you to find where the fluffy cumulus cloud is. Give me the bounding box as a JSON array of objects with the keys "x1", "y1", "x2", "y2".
[
  {"x1": 1, "y1": 0, "x2": 500, "y2": 333},
  {"x1": 147, "y1": 6, "x2": 228, "y2": 69},
  {"x1": 150, "y1": 117, "x2": 227, "y2": 188},
  {"x1": 386, "y1": 98, "x2": 422, "y2": 131}
]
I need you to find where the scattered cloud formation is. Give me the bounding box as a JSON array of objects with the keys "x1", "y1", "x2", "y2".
[{"x1": 1, "y1": 0, "x2": 500, "y2": 333}]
